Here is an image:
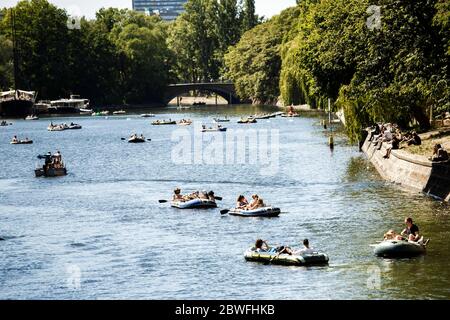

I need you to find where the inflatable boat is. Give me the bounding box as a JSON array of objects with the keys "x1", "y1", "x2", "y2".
[
  {"x1": 171, "y1": 198, "x2": 217, "y2": 209},
  {"x1": 201, "y1": 127, "x2": 227, "y2": 132},
  {"x1": 372, "y1": 240, "x2": 427, "y2": 258},
  {"x1": 244, "y1": 247, "x2": 329, "y2": 266},
  {"x1": 128, "y1": 136, "x2": 146, "y2": 143},
  {"x1": 228, "y1": 207, "x2": 281, "y2": 217},
  {"x1": 11, "y1": 139, "x2": 33, "y2": 145}
]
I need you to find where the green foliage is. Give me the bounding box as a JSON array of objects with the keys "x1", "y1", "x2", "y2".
[
  {"x1": 0, "y1": 1, "x2": 170, "y2": 105},
  {"x1": 167, "y1": 0, "x2": 259, "y2": 82},
  {"x1": 278, "y1": 0, "x2": 449, "y2": 142},
  {"x1": 241, "y1": 0, "x2": 258, "y2": 32},
  {"x1": 225, "y1": 6, "x2": 300, "y2": 104},
  {"x1": 0, "y1": 34, "x2": 13, "y2": 90}
]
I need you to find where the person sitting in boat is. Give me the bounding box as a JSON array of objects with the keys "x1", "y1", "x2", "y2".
[
  {"x1": 11, "y1": 135, "x2": 18, "y2": 143},
  {"x1": 401, "y1": 217, "x2": 421, "y2": 242},
  {"x1": 255, "y1": 239, "x2": 269, "y2": 252},
  {"x1": 236, "y1": 195, "x2": 249, "y2": 209},
  {"x1": 208, "y1": 191, "x2": 215, "y2": 201},
  {"x1": 293, "y1": 239, "x2": 315, "y2": 255},
  {"x1": 383, "y1": 230, "x2": 404, "y2": 241},
  {"x1": 173, "y1": 188, "x2": 184, "y2": 201},
  {"x1": 198, "y1": 190, "x2": 209, "y2": 200},
  {"x1": 184, "y1": 191, "x2": 199, "y2": 201},
  {"x1": 429, "y1": 144, "x2": 449, "y2": 162},
  {"x1": 247, "y1": 195, "x2": 265, "y2": 210}
]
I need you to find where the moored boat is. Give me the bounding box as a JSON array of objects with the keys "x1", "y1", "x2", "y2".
[
  {"x1": 228, "y1": 207, "x2": 281, "y2": 217},
  {"x1": 171, "y1": 198, "x2": 217, "y2": 209},
  {"x1": 113, "y1": 110, "x2": 126, "y2": 115},
  {"x1": 48, "y1": 95, "x2": 90, "y2": 114},
  {"x1": 372, "y1": 240, "x2": 427, "y2": 258},
  {"x1": 244, "y1": 247, "x2": 329, "y2": 266},
  {"x1": 0, "y1": 90, "x2": 36, "y2": 117}
]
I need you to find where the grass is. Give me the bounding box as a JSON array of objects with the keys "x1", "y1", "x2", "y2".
[{"x1": 404, "y1": 129, "x2": 450, "y2": 157}]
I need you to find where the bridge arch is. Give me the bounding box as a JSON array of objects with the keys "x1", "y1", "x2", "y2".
[{"x1": 164, "y1": 82, "x2": 242, "y2": 105}]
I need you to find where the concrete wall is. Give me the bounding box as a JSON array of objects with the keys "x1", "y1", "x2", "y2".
[{"x1": 362, "y1": 134, "x2": 450, "y2": 202}]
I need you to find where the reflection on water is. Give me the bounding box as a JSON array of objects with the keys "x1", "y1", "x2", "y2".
[{"x1": 0, "y1": 105, "x2": 449, "y2": 299}]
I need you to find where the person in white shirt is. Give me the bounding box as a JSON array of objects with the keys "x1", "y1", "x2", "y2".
[{"x1": 294, "y1": 239, "x2": 315, "y2": 255}]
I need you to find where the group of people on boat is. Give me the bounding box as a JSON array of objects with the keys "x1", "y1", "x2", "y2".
[
  {"x1": 254, "y1": 238, "x2": 315, "y2": 255},
  {"x1": 48, "y1": 122, "x2": 80, "y2": 131},
  {"x1": 1, "y1": 120, "x2": 10, "y2": 126},
  {"x1": 178, "y1": 119, "x2": 192, "y2": 125},
  {"x1": 383, "y1": 217, "x2": 429, "y2": 245},
  {"x1": 173, "y1": 188, "x2": 215, "y2": 202},
  {"x1": 130, "y1": 133, "x2": 145, "y2": 140},
  {"x1": 11, "y1": 135, "x2": 32, "y2": 144},
  {"x1": 236, "y1": 194, "x2": 266, "y2": 210},
  {"x1": 39, "y1": 151, "x2": 64, "y2": 171}
]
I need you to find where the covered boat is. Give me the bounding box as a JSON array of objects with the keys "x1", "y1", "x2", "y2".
[
  {"x1": 228, "y1": 207, "x2": 281, "y2": 217},
  {"x1": 244, "y1": 247, "x2": 329, "y2": 266},
  {"x1": 373, "y1": 240, "x2": 427, "y2": 258},
  {"x1": 171, "y1": 198, "x2": 217, "y2": 209}
]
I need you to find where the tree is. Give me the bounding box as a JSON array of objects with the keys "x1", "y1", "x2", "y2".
[
  {"x1": 225, "y1": 6, "x2": 300, "y2": 104},
  {"x1": 0, "y1": 34, "x2": 13, "y2": 90},
  {"x1": 241, "y1": 0, "x2": 258, "y2": 32}
]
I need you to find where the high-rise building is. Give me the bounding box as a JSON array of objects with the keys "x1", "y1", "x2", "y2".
[{"x1": 132, "y1": 0, "x2": 188, "y2": 21}]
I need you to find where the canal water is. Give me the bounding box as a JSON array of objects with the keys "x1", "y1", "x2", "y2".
[{"x1": 0, "y1": 105, "x2": 449, "y2": 299}]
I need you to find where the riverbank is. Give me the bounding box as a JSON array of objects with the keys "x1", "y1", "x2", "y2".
[
  {"x1": 276, "y1": 103, "x2": 325, "y2": 113},
  {"x1": 362, "y1": 129, "x2": 450, "y2": 202}
]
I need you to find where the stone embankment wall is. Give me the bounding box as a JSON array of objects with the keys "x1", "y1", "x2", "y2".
[{"x1": 362, "y1": 134, "x2": 450, "y2": 202}]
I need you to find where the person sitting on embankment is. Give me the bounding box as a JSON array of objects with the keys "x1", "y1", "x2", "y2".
[{"x1": 429, "y1": 144, "x2": 449, "y2": 162}]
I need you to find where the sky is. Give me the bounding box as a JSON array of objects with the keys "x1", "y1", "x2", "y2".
[{"x1": 2, "y1": 0, "x2": 297, "y2": 19}]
